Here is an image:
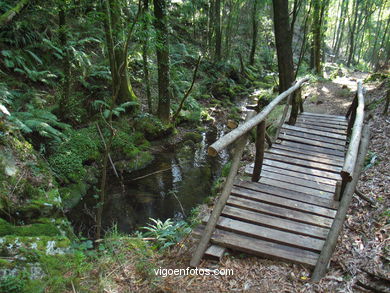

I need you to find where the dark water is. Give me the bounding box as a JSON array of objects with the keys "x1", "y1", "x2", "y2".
[{"x1": 69, "y1": 125, "x2": 229, "y2": 235}]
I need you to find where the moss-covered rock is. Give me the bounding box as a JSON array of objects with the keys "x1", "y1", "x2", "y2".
[
  {"x1": 0, "y1": 236, "x2": 71, "y2": 257},
  {"x1": 183, "y1": 132, "x2": 202, "y2": 143},
  {"x1": 0, "y1": 219, "x2": 61, "y2": 237}
]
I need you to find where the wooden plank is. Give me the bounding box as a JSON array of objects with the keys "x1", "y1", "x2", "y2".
[
  {"x1": 227, "y1": 196, "x2": 334, "y2": 228},
  {"x1": 294, "y1": 123, "x2": 347, "y2": 135},
  {"x1": 259, "y1": 170, "x2": 336, "y2": 193},
  {"x1": 297, "y1": 116, "x2": 348, "y2": 126},
  {"x1": 267, "y1": 148, "x2": 344, "y2": 167},
  {"x1": 280, "y1": 128, "x2": 346, "y2": 146},
  {"x1": 259, "y1": 177, "x2": 334, "y2": 199},
  {"x1": 222, "y1": 205, "x2": 330, "y2": 239},
  {"x1": 205, "y1": 245, "x2": 226, "y2": 260},
  {"x1": 278, "y1": 134, "x2": 345, "y2": 151},
  {"x1": 279, "y1": 140, "x2": 345, "y2": 157},
  {"x1": 213, "y1": 216, "x2": 325, "y2": 252},
  {"x1": 262, "y1": 159, "x2": 342, "y2": 180},
  {"x1": 231, "y1": 186, "x2": 336, "y2": 217},
  {"x1": 300, "y1": 112, "x2": 346, "y2": 120},
  {"x1": 300, "y1": 114, "x2": 348, "y2": 124},
  {"x1": 264, "y1": 153, "x2": 342, "y2": 173},
  {"x1": 272, "y1": 144, "x2": 345, "y2": 163},
  {"x1": 234, "y1": 180, "x2": 338, "y2": 209},
  {"x1": 282, "y1": 124, "x2": 347, "y2": 140},
  {"x1": 296, "y1": 118, "x2": 348, "y2": 130},
  {"x1": 260, "y1": 165, "x2": 337, "y2": 186},
  {"x1": 209, "y1": 229, "x2": 320, "y2": 266}
]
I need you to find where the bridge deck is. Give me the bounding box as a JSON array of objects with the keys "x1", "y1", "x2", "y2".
[{"x1": 196, "y1": 112, "x2": 348, "y2": 266}]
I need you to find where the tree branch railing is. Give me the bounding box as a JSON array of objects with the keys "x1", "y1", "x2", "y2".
[
  {"x1": 341, "y1": 81, "x2": 365, "y2": 184},
  {"x1": 190, "y1": 76, "x2": 309, "y2": 267},
  {"x1": 312, "y1": 81, "x2": 368, "y2": 281},
  {"x1": 208, "y1": 77, "x2": 310, "y2": 156}
]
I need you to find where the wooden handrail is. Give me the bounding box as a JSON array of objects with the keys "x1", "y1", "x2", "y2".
[
  {"x1": 341, "y1": 81, "x2": 365, "y2": 182},
  {"x1": 208, "y1": 77, "x2": 310, "y2": 156}
]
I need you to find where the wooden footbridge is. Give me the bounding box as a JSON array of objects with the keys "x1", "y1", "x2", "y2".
[{"x1": 191, "y1": 77, "x2": 370, "y2": 281}]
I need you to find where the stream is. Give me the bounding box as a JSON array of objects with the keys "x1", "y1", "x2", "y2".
[{"x1": 68, "y1": 124, "x2": 230, "y2": 235}]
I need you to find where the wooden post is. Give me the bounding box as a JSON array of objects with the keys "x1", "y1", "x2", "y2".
[
  {"x1": 311, "y1": 124, "x2": 370, "y2": 281},
  {"x1": 288, "y1": 91, "x2": 299, "y2": 125},
  {"x1": 275, "y1": 93, "x2": 292, "y2": 140},
  {"x1": 342, "y1": 81, "x2": 365, "y2": 182},
  {"x1": 252, "y1": 120, "x2": 266, "y2": 182},
  {"x1": 334, "y1": 180, "x2": 342, "y2": 201},
  {"x1": 190, "y1": 111, "x2": 255, "y2": 267},
  {"x1": 298, "y1": 89, "x2": 304, "y2": 113},
  {"x1": 346, "y1": 93, "x2": 358, "y2": 119}
]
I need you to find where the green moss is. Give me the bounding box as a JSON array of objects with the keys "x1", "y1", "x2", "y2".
[
  {"x1": 134, "y1": 114, "x2": 166, "y2": 140},
  {"x1": 48, "y1": 126, "x2": 100, "y2": 183},
  {"x1": 0, "y1": 219, "x2": 61, "y2": 237},
  {"x1": 183, "y1": 132, "x2": 202, "y2": 143}
]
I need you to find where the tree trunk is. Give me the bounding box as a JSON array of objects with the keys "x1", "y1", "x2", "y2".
[
  {"x1": 109, "y1": 0, "x2": 137, "y2": 104},
  {"x1": 311, "y1": 0, "x2": 321, "y2": 74},
  {"x1": 249, "y1": 0, "x2": 259, "y2": 65},
  {"x1": 334, "y1": 0, "x2": 349, "y2": 58},
  {"x1": 142, "y1": 0, "x2": 152, "y2": 113},
  {"x1": 154, "y1": 0, "x2": 171, "y2": 122},
  {"x1": 347, "y1": 0, "x2": 359, "y2": 66},
  {"x1": 214, "y1": 0, "x2": 222, "y2": 61},
  {"x1": 272, "y1": 0, "x2": 294, "y2": 93}
]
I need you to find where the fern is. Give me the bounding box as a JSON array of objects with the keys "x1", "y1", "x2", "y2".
[{"x1": 8, "y1": 106, "x2": 70, "y2": 142}]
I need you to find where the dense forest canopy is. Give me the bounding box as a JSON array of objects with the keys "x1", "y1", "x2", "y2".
[{"x1": 0, "y1": 0, "x2": 389, "y2": 291}]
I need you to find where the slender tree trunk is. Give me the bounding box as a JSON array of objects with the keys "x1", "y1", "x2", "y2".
[
  {"x1": 154, "y1": 0, "x2": 171, "y2": 122},
  {"x1": 331, "y1": 0, "x2": 342, "y2": 49},
  {"x1": 334, "y1": 0, "x2": 349, "y2": 58},
  {"x1": 214, "y1": 0, "x2": 222, "y2": 61},
  {"x1": 109, "y1": 0, "x2": 137, "y2": 104},
  {"x1": 371, "y1": 0, "x2": 387, "y2": 68},
  {"x1": 208, "y1": 0, "x2": 214, "y2": 53},
  {"x1": 296, "y1": 0, "x2": 312, "y2": 77},
  {"x1": 311, "y1": 0, "x2": 321, "y2": 74},
  {"x1": 347, "y1": 0, "x2": 359, "y2": 66},
  {"x1": 142, "y1": 0, "x2": 152, "y2": 113},
  {"x1": 249, "y1": 0, "x2": 259, "y2": 65},
  {"x1": 376, "y1": 16, "x2": 390, "y2": 70}
]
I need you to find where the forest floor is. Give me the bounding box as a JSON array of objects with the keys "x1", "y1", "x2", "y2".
[{"x1": 100, "y1": 72, "x2": 389, "y2": 293}]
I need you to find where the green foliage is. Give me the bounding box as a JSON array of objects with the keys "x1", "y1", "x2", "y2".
[
  {"x1": 48, "y1": 126, "x2": 100, "y2": 182},
  {"x1": 134, "y1": 113, "x2": 166, "y2": 139},
  {"x1": 141, "y1": 218, "x2": 191, "y2": 250},
  {"x1": 0, "y1": 274, "x2": 27, "y2": 293},
  {"x1": 0, "y1": 218, "x2": 61, "y2": 237},
  {"x1": 8, "y1": 106, "x2": 70, "y2": 142},
  {"x1": 364, "y1": 151, "x2": 379, "y2": 171}
]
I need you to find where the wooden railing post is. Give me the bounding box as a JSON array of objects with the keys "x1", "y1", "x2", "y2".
[
  {"x1": 288, "y1": 91, "x2": 299, "y2": 125},
  {"x1": 190, "y1": 111, "x2": 255, "y2": 267},
  {"x1": 346, "y1": 93, "x2": 358, "y2": 136},
  {"x1": 251, "y1": 120, "x2": 266, "y2": 182}
]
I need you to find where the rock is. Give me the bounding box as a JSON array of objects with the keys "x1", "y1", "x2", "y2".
[
  {"x1": 227, "y1": 120, "x2": 238, "y2": 129},
  {"x1": 342, "y1": 85, "x2": 348, "y2": 89}
]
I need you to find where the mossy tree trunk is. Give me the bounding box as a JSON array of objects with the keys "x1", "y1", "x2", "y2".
[
  {"x1": 154, "y1": 0, "x2": 171, "y2": 122},
  {"x1": 142, "y1": 0, "x2": 152, "y2": 113},
  {"x1": 0, "y1": 0, "x2": 29, "y2": 27},
  {"x1": 102, "y1": 0, "x2": 137, "y2": 105}
]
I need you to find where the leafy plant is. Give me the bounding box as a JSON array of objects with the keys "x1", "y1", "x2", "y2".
[
  {"x1": 0, "y1": 274, "x2": 27, "y2": 293},
  {"x1": 8, "y1": 106, "x2": 70, "y2": 142},
  {"x1": 142, "y1": 218, "x2": 191, "y2": 250}
]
